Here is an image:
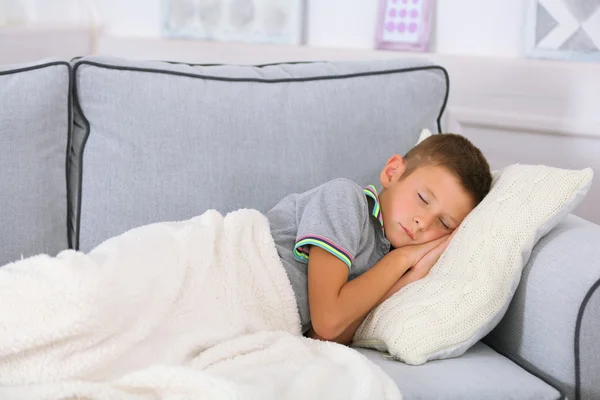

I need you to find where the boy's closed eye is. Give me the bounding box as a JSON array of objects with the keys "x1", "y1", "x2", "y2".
[{"x1": 418, "y1": 192, "x2": 450, "y2": 230}]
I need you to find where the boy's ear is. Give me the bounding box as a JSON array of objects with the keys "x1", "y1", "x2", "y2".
[{"x1": 380, "y1": 154, "x2": 405, "y2": 188}]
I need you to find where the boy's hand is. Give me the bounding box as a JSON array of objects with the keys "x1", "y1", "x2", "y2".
[
  {"x1": 398, "y1": 235, "x2": 449, "y2": 268},
  {"x1": 406, "y1": 229, "x2": 456, "y2": 280},
  {"x1": 376, "y1": 230, "x2": 457, "y2": 307}
]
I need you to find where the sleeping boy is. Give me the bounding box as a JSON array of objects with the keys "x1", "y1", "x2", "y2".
[{"x1": 266, "y1": 133, "x2": 492, "y2": 344}]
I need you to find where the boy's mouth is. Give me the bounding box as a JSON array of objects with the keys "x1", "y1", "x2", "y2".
[{"x1": 401, "y1": 224, "x2": 415, "y2": 240}]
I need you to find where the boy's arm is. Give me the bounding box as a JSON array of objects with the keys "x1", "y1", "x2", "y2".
[
  {"x1": 308, "y1": 270, "x2": 428, "y2": 345},
  {"x1": 307, "y1": 246, "x2": 408, "y2": 340},
  {"x1": 378, "y1": 230, "x2": 454, "y2": 306},
  {"x1": 307, "y1": 314, "x2": 368, "y2": 345},
  {"x1": 377, "y1": 264, "x2": 429, "y2": 307},
  {"x1": 309, "y1": 233, "x2": 453, "y2": 342},
  {"x1": 307, "y1": 236, "x2": 446, "y2": 340}
]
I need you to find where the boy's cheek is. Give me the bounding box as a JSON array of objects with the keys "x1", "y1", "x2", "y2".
[{"x1": 385, "y1": 229, "x2": 407, "y2": 248}]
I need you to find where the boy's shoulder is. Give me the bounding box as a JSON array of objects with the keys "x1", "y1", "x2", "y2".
[
  {"x1": 310, "y1": 179, "x2": 367, "y2": 206},
  {"x1": 271, "y1": 178, "x2": 368, "y2": 216},
  {"x1": 306, "y1": 178, "x2": 370, "y2": 217},
  {"x1": 317, "y1": 178, "x2": 364, "y2": 194}
]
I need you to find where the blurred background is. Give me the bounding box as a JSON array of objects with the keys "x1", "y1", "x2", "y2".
[
  {"x1": 4, "y1": 0, "x2": 598, "y2": 63},
  {"x1": 1, "y1": 0, "x2": 599, "y2": 224}
]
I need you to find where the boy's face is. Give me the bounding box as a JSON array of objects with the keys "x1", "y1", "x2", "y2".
[{"x1": 379, "y1": 155, "x2": 475, "y2": 248}]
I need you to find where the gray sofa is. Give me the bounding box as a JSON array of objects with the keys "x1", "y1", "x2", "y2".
[{"x1": 1, "y1": 56, "x2": 598, "y2": 400}]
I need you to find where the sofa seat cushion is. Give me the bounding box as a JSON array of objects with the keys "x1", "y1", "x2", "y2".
[{"x1": 356, "y1": 342, "x2": 562, "y2": 399}]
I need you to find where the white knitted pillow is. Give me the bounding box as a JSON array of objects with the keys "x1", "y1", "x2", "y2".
[{"x1": 353, "y1": 162, "x2": 593, "y2": 365}]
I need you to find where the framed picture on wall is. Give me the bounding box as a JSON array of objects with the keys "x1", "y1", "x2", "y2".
[
  {"x1": 163, "y1": 0, "x2": 306, "y2": 45},
  {"x1": 375, "y1": 0, "x2": 435, "y2": 52},
  {"x1": 526, "y1": 0, "x2": 600, "y2": 62}
]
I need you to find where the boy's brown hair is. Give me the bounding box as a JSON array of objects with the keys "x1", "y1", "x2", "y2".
[{"x1": 403, "y1": 133, "x2": 492, "y2": 206}]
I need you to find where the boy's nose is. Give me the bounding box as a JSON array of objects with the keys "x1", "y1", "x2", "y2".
[{"x1": 414, "y1": 215, "x2": 432, "y2": 231}]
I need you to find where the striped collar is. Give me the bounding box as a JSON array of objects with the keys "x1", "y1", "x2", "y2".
[{"x1": 363, "y1": 185, "x2": 384, "y2": 230}]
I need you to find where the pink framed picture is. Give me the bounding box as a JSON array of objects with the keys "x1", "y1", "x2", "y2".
[{"x1": 375, "y1": 0, "x2": 435, "y2": 52}]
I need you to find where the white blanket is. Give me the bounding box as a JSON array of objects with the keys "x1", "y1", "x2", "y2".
[{"x1": 0, "y1": 209, "x2": 401, "y2": 400}]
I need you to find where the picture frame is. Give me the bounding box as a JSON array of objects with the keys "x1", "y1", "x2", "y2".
[
  {"x1": 375, "y1": 0, "x2": 435, "y2": 52},
  {"x1": 525, "y1": 0, "x2": 600, "y2": 62},
  {"x1": 163, "y1": 0, "x2": 305, "y2": 45}
]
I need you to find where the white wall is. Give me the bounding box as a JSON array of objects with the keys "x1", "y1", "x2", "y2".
[
  {"x1": 15, "y1": 0, "x2": 529, "y2": 58},
  {"x1": 91, "y1": 0, "x2": 162, "y2": 37},
  {"x1": 2, "y1": 0, "x2": 93, "y2": 25},
  {"x1": 434, "y1": 0, "x2": 526, "y2": 57},
  {"x1": 306, "y1": 0, "x2": 528, "y2": 57}
]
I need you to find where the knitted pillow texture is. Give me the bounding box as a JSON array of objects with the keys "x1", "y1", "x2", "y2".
[{"x1": 352, "y1": 153, "x2": 593, "y2": 365}]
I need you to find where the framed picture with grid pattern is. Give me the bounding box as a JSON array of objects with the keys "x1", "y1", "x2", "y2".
[{"x1": 375, "y1": 0, "x2": 435, "y2": 52}]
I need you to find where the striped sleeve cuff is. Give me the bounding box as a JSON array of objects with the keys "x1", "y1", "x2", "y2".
[{"x1": 293, "y1": 235, "x2": 353, "y2": 269}]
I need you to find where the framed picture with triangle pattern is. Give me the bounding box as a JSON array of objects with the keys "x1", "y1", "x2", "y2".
[{"x1": 526, "y1": 0, "x2": 600, "y2": 62}]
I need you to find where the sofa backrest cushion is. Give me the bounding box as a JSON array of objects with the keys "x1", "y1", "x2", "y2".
[
  {"x1": 71, "y1": 56, "x2": 448, "y2": 251},
  {"x1": 0, "y1": 59, "x2": 70, "y2": 265}
]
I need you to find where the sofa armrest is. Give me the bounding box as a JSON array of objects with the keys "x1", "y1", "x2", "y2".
[{"x1": 484, "y1": 214, "x2": 600, "y2": 400}]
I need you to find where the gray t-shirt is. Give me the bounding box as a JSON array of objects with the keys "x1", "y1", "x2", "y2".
[{"x1": 266, "y1": 178, "x2": 391, "y2": 333}]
